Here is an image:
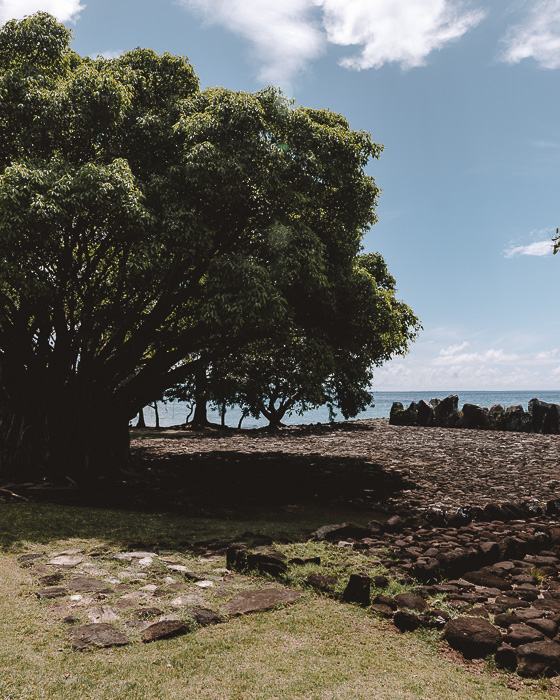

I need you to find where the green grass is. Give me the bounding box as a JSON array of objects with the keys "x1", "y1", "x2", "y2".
[{"x1": 0, "y1": 502, "x2": 557, "y2": 699}]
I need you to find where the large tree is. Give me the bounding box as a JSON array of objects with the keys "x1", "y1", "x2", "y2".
[{"x1": 0, "y1": 13, "x2": 419, "y2": 480}]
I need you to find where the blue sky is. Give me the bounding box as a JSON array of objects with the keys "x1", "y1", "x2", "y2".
[{"x1": 3, "y1": 0, "x2": 559, "y2": 390}]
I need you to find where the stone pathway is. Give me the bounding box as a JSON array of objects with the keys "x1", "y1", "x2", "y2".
[{"x1": 20, "y1": 546, "x2": 302, "y2": 650}]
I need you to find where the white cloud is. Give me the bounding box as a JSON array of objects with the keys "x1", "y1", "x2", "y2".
[
  {"x1": 0, "y1": 0, "x2": 84, "y2": 24},
  {"x1": 435, "y1": 348, "x2": 521, "y2": 366},
  {"x1": 501, "y1": 0, "x2": 560, "y2": 69},
  {"x1": 439, "y1": 341, "x2": 470, "y2": 357},
  {"x1": 179, "y1": 0, "x2": 324, "y2": 85},
  {"x1": 181, "y1": 0, "x2": 485, "y2": 85},
  {"x1": 317, "y1": 0, "x2": 486, "y2": 70},
  {"x1": 504, "y1": 240, "x2": 554, "y2": 258}
]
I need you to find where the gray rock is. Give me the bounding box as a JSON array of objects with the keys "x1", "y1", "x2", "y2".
[
  {"x1": 87, "y1": 606, "x2": 120, "y2": 623},
  {"x1": 222, "y1": 588, "x2": 301, "y2": 615},
  {"x1": 48, "y1": 555, "x2": 84, "y2": 567},
  {"x1": 67, "y1": 577, "x2": 112, "y2": 593},
  {"x1": 69, "y1": 623, "x2": 129, "y2": 650}
]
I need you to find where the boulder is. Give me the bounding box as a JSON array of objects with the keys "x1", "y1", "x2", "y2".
[
  {"x1": 433, "y1": 395, "x2": 459, "y2": 428},
  {"x1": 504, "y1": 623, "x2": 545, "y2": 646},
  {"x1": 393, "y1": 610, "x2": 422, "y2": 632},
  {"x1": 516, "y1": 640, "x2": 560, "y2": 677},
  {"x1": 416, "y1": 400, "x2": 434, "y2": 427},
  {"x1": 389, "y1": 402, "x2": 418, "y2": 426},
  {"x1": 529, "y1": 398, "x2": 560, "y2": 435},
  {"x1": 459, "y1": 404, "x2": 489, "y2": 430},
  {"x1": 443, "y1": 616, "x2": 501, "y2": 658}
]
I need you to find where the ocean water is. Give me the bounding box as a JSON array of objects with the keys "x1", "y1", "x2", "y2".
[{"x1": 136, "y1": 390, "x2": 560, "y2": 429}]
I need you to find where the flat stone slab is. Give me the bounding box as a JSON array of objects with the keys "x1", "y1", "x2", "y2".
[
  {"x1": 67, "y1": 577, "x2": 111, "y2": 593},
  {"x1": 48, "y1": 555, "x2": 84, "y2": 567},
  {"x1": 171, "y1": 594, "x2": 206, "y2": 607},
  {"x1": 222, "y1": 588, "x2": 302, "y2": 615},
  {"x1": 142, "y1": 620, "x2": 191, "y2": 643},
  {"x1": 37, "y1": 586, "x2": 67, "y2": 599},
  {"x1": 114, "y1": 552, "x2": 158, "y2": 561},
  {"x1": 69, "y1": 623, "x2": 129, "y2": 650}
]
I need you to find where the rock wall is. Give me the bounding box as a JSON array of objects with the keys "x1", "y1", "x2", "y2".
[{"x1": 389, "y1": 396, "x2": 560, "y2": 435}]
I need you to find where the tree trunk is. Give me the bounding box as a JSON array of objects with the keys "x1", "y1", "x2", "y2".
[
  {"x1": 191, "y1": 363, "x2": 209, "y2": 427},
  {"x1": 136, "y1": 407, "x2": 146, "y2": 428},
  {"x1": 0, "y1": 398, "x2": 131, "y2": 483}
]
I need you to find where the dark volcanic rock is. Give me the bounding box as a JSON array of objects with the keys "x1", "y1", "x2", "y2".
[
  {"x1": 529, "y1": 398, "x2": 560, "y2": 435},
  {"x1": 462, "y1": 569, "x2": 511, "y2": 591},
  {"x1": 504, "y1": 623, "x2": 545, "y2": 646},
  {"x1": 433, "y1": 395, "x2": 460, "y2": 428},
  {"x1": 246, "y1": 549, "x2": 287, "y2": 577},
  {"x1": 37, "y1": 586, "x2": 67, "y2": 599},
  {"x1": 188, "y1": 607, "x2": 225, "y2": 626},
  {"x1": 393, "y1": 593, "x2": 428, "y2": 613},
  {"x1": 459, "y1": 404, "x2": 489, "y2": 430},
  {"x1": 495, "y1": 644, "x2": 517, "y2": 671},
  {"x1": 394, "y1": 610, "x2": 422, "y2": 632},
  {"x1": 305, "y1": 573, "x2": 337, "y2": 593},
  {"x1": 516, "y1": 641, "x2": 560, "y2": 677},
  {"x1": 443, "y1": 616, "x2": 501, "y2": 658},
  {"x1": 342, "y1": 574, "x2": 371, "y2": 606}
]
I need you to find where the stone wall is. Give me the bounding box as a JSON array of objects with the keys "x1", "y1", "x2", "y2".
[{"x1": 389, "y1": 395, "x2": 560, "y2": 435}]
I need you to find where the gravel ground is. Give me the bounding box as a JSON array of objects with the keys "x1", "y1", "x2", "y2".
[{"x1": 130, "y1": 419, "x2": 560, "y2": 515}]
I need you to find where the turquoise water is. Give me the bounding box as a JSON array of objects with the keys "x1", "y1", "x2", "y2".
[{"x1": 138, "y1": 390, "x2": 560, "y2": 429}]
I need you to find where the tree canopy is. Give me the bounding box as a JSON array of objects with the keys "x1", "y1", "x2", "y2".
[{"x1": 0, "y1": 12, "x2": 419, "y2": 480}]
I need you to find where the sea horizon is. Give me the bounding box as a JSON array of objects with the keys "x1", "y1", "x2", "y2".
[{"x1": 137, "y1": 390, "x2": 560, "y2": 429}]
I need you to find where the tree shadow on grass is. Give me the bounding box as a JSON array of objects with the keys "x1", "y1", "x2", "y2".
[{"x1": 0, "y1": 441, "x2": 414, "y2": 550}]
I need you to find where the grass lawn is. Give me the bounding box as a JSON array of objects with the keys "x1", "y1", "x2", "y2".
[{"x1": 0, "y1": 502, "x2": 557, "y2": 699}]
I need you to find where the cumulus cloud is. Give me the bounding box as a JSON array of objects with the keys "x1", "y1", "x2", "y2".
[
  {"x1": 439, "y1": 341, "x2": 470, "y2": 357},
  {"x1": 0, "y1": 0, "x2": 84, "y2": 24},
  {"x1": 436, "y1": 347, "x2": 521, "y2": 366},
  {"x1": 179, "y1": 0, "x2": 324, "y2": 85},
  {"x1": 181, "y1": 0, "x2": 485, "y2": 84},
  {"x1": 504, "y1": 240, "x2": 554, "y2": 258},
  {"x1": 501, "y1": 0, "x2": 560, "y2": 69},
  {"x1": 317, "y1": 0, "x2": 486, "y2": 70}
]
